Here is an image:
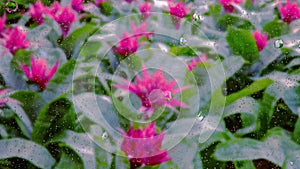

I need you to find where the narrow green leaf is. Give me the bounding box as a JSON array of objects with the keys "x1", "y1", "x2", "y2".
[
  {"x1": 263, "y1": 19, "x2": 289, "y2": 39},
  {"x1": 0, "y1": 138, "x2": 55, "y2": 169}
]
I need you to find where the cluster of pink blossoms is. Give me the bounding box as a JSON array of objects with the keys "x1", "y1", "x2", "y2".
[
  {"x1": 252, "y1": 30, "x2": 268, "y2": 51},
  {"x1": 219, "y1": 0, "x2": 244, "y2": 13},
  {"x1": 29, "y1": 1, "x2": 77, "y2": 38},
  {"x1": 278, "y1": 0, "x2": 300, "y2": 24},
  {"x1": 0, "y1": 14, "x2": 30, "y2": 55},
  {"x1": 168, "y1": 0, "x2": 190, "y2": 29}
]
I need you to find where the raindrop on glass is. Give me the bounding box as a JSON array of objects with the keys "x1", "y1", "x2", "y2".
[
  {"x1": 290, "y1": 161, "x2": 294, "y2": 166},
  {"x1": 197, "y1": 111, "x2": 204, "y2": 121},
  {"x1": 5, "y1": 1, "x2": 18, "y2": 13},
  {"x1": 179, "y1": 37, "x2": 187, "y2": 46},
  {"x1": 164, "y1": 91, "x2": 173, "y2": 101},
  {"x1": 274, "y1": 39, "x2": 284, "y2": 48},
  {"x1": 102, "y1": 131, "x2": 108, "y2": 140}
]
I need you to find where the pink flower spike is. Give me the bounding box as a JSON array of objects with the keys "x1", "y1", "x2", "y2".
[
  {"x1": 4, "y1": 27, "x2": 30, "y2": 55},
  {"x1": 168, "y1": 0, "x2": 190, "y2": 29},
  {"x1": 139, "y1": 2, "x2": 153, "y2": 19},
  {"x1": 0, "y1": 89, "x2": 21, "y2": 107},
  {"x1": 20, "y1": 56, "x2": 59, "y2": 91},
  {"x1": 0, "y1": 14, "x2": 6, "y2": 34},
  {"x1": 252, "y1": 30, "x2": 268, "y2": 51},
  {"x1": 29, "y1": 1, "x2": 47, "y2": 25},
  {"x1": 219, "y1": 0, "x2": 244, "y2": 13},
  {"x1": 188, "y1": 54, "x2": 207, "y2": 71},
  {"x1": 120, "y1": 122, "x2": 171, "y2": 168},
  {"x1": 131, "y1": 22, "x2": 152, "y2": 39},
  {"x1": 71, "y1": 0, "x2": 84, "y2": 13},
  {"x1": 114, "y1": 65, "x2": 189, "y2": 113},
  {"x1": 51, "y1": 6, "x2": 77, "y2": 38},
  {"x1": 278, "y1": 0, "x2": 300, "y2": 24},
  {"x1": 113, "y1": 32, "x2": 139, "y2": 57}
]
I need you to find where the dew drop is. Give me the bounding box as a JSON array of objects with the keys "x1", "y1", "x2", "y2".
[
  {"x1": 179, "y1": 37, "x2": 187, "y2": 46},
  {"x1": 164, "y1": 91, "x2": 173, "y2": 101},
  {"x1": 5, "y1": 0, "x2": 18, "y2": 13},
  {"x1": 274, "y1": 39, "x2": 284, "y2": 48},
  {"x1": 197, "y1": 111, "x2": 204, "y2": 121},
  {"x1": 192, "y1": 13, "x2": 204, "y2": 22},
  {"x1": 102, "y1": 131, "x2": 108, "y2": 140},
  {"x1": 290, "y1": 161, "x2": 294, "y2": 166}
]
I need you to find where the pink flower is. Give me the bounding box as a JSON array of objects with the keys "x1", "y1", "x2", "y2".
[
  {"x1": 20, "y1": 56, "x2": 59, "y2": 91},
  {"x1": 71, "y1": 0, "x2": 84, "y2": 13},
  {"x1": 130, "y1": 22, "x2": 152, "y2": 39},
  {"x1": 278, "y1": 0, "x2": 300, "y2": 24},
  {"x1": 120, "y1": 122, "x2": 171, "y2": 168},
  {"x1": 29, "y1": 1, "x2": 47, "y2": 25},
  {"x1": 4, "y1": 27, "x2": 30, "y2": 55},
  {"x1": 139, "y1": 2, "x2": 153, "y2": 19},
  {"x1": 94, "y1": 0, "x2": 107, "y2": 6},
  {"x1": 114, "y1": 65, "x2": 190, "y2": 113},
  {"x1": 0, "y1": 89, "x2": 21, "y2": 107},
  {"x1": 113, "y1": 32, "x2": 139, "y2": 57},
  {"x1": 219, "y1": 0, "x2": 244, "y2": 13},
  {"x1": 168, "y1": 0, "x2": 190, "y2": 29},
  {"x1": 48, "y1": 5, "x2": 76, "y2": 38},
  {"x1": 252, "y1": 30, "x2": 268, "y2": 51},
  {"x1": 125, "y1": 0, "x2": 134, "y2": 3},
  {"x1": 0, "y1": 14, "x2": 6, "y2": 34},
  {"x1": 188, "y1": 54, "x2": 207, "y2": 71}
]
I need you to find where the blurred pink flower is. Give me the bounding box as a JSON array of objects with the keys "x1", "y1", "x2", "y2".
[
  {"x1": 219, "y1": 0, "x2": 244, "y2": 13},
  {"x1": 4, "y1": 27, "x2": 30, "y2": 55},
  {"x1": 188, "y1": 54, "x2": 207, "y2": 71},
  {"x1": 20, "y1": 56, "x2": 59, "y2": 91},
  {"x1": 29, "y1": 1, "x2": 47, "y2": 25},
  {"x1": 0, "y1": 89, "x2": 21, "y2": 107},
  {"x1": 94, "y1": 0, "x2": 107, "y2": 6},
  {"x1": 0, "y1": 14, "x2": 6, "y2": 34},
  {"x1": 71, "y1": 0, "x2": 84, "y2": 13},
  {"x1": 168, "y1": 0, "x2": 189, "y2": 29},
  {"x1": 125, "y1": 0, "x2": 134, "y2": 3},
  {"x1": 113, "y1": 32, "x2": 139, "y2": 57},
  {"x1": 114, "y1": 65, "x2": 190, "y2": 113},
  {"x1": 48, "y1": 5, "x2": 76, "y2": 38},
  {"x1": 252, "y1": 30, "x2": 268, "y2": 51},
  {"x1": 139, "y1": 2, "x2": 153, "y2": 19},
  {"x1": 131, "y1": 22, "x2": 151, "y2": 39},
  {"x1": 278, "y1": 0, "x2": 300, "y2": 24},
  {"x1": 120, "y1": 122, "x2": 171, "y2": 168}
]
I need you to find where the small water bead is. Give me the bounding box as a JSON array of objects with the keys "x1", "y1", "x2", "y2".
[
  {"x1": 290, "y1": 161, "x2": 294, "y2": 166},
  {"x1": 192, "y1": 13, "x2": 204, "y2": 22},
  {"x1": 197, "y1": 111, "x2": 204, "y2": 121},
  {"x1": 274, "y1": 39, "x2": 284, "y2": 48},
  {"x1": 102, "y1": 132, "x2": 108, "y2": 140},
  {"x1": 5, "y1": 0, "x2": 18, "y2": 13},
  {"x1": 164, "y1": 91, "x2": 173, "y2": 101},
  {"x1": 179, "y1": 37, "x2": 187, "y2": 46}
]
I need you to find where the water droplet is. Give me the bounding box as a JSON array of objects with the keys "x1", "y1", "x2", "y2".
[
  {"x1": 274, "y1": 39, "x2": 284, "y2": 48},
  {"x1": 290, "y1": 161, "x2": 294, "y2": 166},
  {"x1": 164, "y1": 91, "x2": 173, "y2": 101},
  {"x1": 179, "y1": 37, "x2": 187, "y2": 46},
  {"x1": 5, "y1": 1, "x2": 18, "y2": 13},
  {"x1": 192, "y1": 13, "x2": 203, "y2": 22},
  {"x1": 197, "y1": 111, "x2": 204, "y2": 121},
  {"x1": 102, "y1": 132, "x2": 108, "y2": 140}
]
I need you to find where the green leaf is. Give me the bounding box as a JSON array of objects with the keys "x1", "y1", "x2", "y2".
[
  {"x1": 214, "y1": 127, "x2": 300, "y2": 167},
  {"x1": 32, "y1": 95, "x2": 76, "y2": 144},
  {"x1": 283, "y1": 86, "x2": 300, "y2": 116},
  {"x1": 10, "y1": 49, "x2": 32, "y2": 73},
  {"x1": 263, "y1": 19, "x2": 289, "y2": 39},
  {"x1": 293, "y1": 118, "x2": 300, "y2": 145},
  {"x1": 10, "y1": 90, "x2": 45, "y2": 122},
  {"x1": 217, "y1": 14, "x2": 255, "y2": 30},
  {"x1": 169, "y1": 46, "x2": 197, "y2": 56},
  {"x1": 226, "y1": 78, "x2": 274, "y2": 106},
  {"x1": 226, "y1": 27, "x2": 259, "y2": 63},
  {"x1": 99, "y1": 2, "x2": 113, "y2": 16},
  {"x1": 0, "y1": 138, "x2": 55, "y2": 169},
  {"x1": 55, "y1": 150, "x2": 84, "y2": 169},
  {"x1": 59, "y1": 24, "x2": 98, "y2": 58},
  {"x1": 51, "y1": 131, "x2": 96, "y2": 169}
]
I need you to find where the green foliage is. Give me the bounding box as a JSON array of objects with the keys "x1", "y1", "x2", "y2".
[
  {"x1": 263, "y1": 19, "x2": 289, "y2": 39},
  {"x1": 226, "y1": 27, "x2": 259, "y2": 63}
]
